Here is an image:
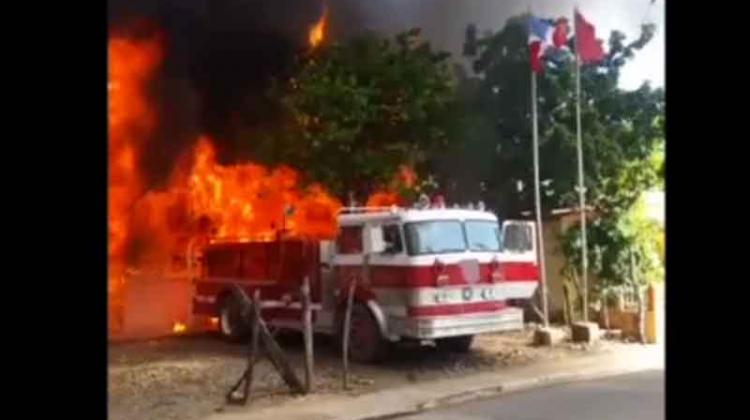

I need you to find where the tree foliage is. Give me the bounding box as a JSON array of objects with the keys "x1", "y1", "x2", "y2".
[
  {"x1": 562, "y1": 194, "x2": 664, "y2": 297},
  {"x1": 271, "y1": 29, "x2": 456, "y2": 199},
  {"x1": 431, "y1": 15, "x2": 665, "y2": 219}
]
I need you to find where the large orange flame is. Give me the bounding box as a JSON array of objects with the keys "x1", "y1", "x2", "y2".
[
  {"x1": 109, "y1": 136, "x2": 342, "y2": 339},
  {"x1": 108, "y1": 35, "x2": 162, "y2": 335},
  {"x1": 184, "y1": 137, "x2": 341, "y2": 242},
  {"x1": 108, "y1": 31, "x2": 342, "y2": 340},
  {"x1": 109, "y1": 13, "x2": 355, "y2": 339}
]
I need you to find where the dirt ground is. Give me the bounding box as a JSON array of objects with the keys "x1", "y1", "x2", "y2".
[{"x1": 108, "y1": 325, "x2": 624, "y2": 420}]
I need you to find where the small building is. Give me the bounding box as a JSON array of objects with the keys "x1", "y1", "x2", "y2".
[{"x1": 520, "y1": 207, "x2": 595, "y2": 322}]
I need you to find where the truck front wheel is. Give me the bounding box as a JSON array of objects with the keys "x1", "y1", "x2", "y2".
[
  {"x1": 218, "y1": 294, "x2": 251, "y2": 342},
  {"x1": 342, "y1": 303, "x2": 388, "y2": 363}
]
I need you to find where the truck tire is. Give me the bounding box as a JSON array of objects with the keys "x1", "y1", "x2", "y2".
[
  {"x1": 436, "y1": 335, "x2": 474, "y2": 353},
  {"x1": 218, "y1": 294, "x2": 251, "y2": 342},
  {"x1": 343, "y1": 303, "x2": 388, "y2": 363}
]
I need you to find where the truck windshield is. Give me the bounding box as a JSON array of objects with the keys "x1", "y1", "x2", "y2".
[
  {"x1": 465, "y1": 220, "x2": 501, "y2": 252},
  {"x1": 404, "y1": 221, "x2": 466, "y2": 255}
]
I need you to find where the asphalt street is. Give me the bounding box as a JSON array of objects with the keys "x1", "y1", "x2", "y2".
[{"x1": 401, "y1": 369, "x2": 664, "y2": 420}]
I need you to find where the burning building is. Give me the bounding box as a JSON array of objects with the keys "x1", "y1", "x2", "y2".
[{"x1": 107, "y1": 1, "x2": 337, "y2": 340}]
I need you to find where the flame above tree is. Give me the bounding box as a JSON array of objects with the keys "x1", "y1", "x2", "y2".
[{"x1": 308, "y1": 3, "x2": 327, "y2": 48}]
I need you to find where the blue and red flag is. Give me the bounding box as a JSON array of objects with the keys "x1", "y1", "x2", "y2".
[{"x1": 528, "y1": 16, "x2": 569, "y2": 73}]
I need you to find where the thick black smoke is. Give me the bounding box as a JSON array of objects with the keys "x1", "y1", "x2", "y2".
[
  {"x1": 109, "y1": 0, "x2": 325, "y2": 187},
  {"x1": 108, "y1": 0, "x2": 524, "y2": 188},
  {"x1": 108, "y1": 0, "x2": 518, "y2": 188}
]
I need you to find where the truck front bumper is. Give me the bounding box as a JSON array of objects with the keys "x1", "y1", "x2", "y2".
[{"x1": 390, "y1": 307, "x2": 524, "y2": 340}]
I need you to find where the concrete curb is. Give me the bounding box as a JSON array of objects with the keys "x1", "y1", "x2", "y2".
[{"x1": 359, "y1": 364, "x2": 655, "y2": 420}]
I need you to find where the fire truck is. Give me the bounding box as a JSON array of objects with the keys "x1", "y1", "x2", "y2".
[{"x1": 191, "y1": 205, "x2": 539, "y2": 362}]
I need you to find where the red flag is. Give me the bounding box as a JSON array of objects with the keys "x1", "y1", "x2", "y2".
[{"x1": 574, "y1": 10, "x2": 604, "y2": 63}]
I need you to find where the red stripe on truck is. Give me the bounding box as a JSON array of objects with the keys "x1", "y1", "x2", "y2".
[
  {"x1": 499, "y1": 262, "x2": 539, "y2": 282},
  {"x1": 338, "y1": 262, "x2": 539, "y2": 288}
]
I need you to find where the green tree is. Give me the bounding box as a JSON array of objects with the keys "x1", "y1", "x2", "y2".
[
  {"x1": 432, "y1": 15, "x2": 665, "y2": 219},
  {"x1": 271, "y1": 29, "x2": 457, "y2": 200},
  {"x1": 558, "y1": 116, "x2": 664, "y2": 326},
  {"x1": 562, "y1": 194, "x2": 664, "y2": 293}
]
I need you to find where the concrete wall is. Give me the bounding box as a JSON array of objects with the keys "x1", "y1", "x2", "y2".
[
  {"x1": 541, "y1": 219, "x2": 567, "y2": 320},
  {"x1": 540, "y1": 212, "x2": 600, "y2": 323}
]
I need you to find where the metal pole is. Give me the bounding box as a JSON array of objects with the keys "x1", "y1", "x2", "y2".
[
  {"x1": 574, "y1": 8, "x2": 590, "y2": 323},
  {"x1": 301, "y1": 276, "x2": 314, "y2": 393},
  {"x1": 531, "y1": 70, "x2": 549, "y2": 327}
]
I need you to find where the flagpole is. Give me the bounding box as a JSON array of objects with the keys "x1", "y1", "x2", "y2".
[
  {"x1": 531, "y1": 67, "x2": 549, "y2": 328},
  {"x1": 574, "y1": 7, "x2": 590, "y2": 323}
]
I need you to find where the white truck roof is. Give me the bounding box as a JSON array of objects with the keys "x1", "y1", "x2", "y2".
[{"x1": 338, "y1": 207, "x2": 498, "y2": 226}]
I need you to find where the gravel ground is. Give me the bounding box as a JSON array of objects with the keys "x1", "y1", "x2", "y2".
[{"x1": 108, "y1": 326, "x2": 624, "y2": 420}]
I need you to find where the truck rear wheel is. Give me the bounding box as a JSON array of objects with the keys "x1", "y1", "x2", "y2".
[
  {"x1": 436, "y1": 335, "x2": 474, "y2": 353},
  {"x1": 218, "y1": 294, "x2": 251, "y2": 342},
  {"x1": 343, "y1": 303, "x2": 388, "y2": 364}
]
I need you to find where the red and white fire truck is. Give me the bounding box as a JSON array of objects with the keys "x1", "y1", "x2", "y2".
[{"x1": 192, "y1": 205, "x2": 539, "y2": 362}]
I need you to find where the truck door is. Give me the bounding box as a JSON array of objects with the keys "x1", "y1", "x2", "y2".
[
  {"x1": 366, "y1": 220, "x2": 407, "y2": 282},
  {"x1": 498, "y1": 220, "x2": 540, "y2": 300}
]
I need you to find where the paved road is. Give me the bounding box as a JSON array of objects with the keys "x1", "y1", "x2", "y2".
[{"x1": 402, "y1": 369, "x2": 664, "y2": 420}]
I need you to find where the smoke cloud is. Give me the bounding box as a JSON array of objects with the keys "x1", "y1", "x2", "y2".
[{"x1": 109, "y1": 0, "x2": 326, "y2": 187}]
